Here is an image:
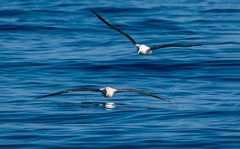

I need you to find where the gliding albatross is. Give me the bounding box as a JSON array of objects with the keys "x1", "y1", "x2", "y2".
[
  {"x1": 36, "y1": 86, "x2": 175, "y2": 105},
  {"x1": 91, "y1": 9, "x2": 201, "y2": 55}
]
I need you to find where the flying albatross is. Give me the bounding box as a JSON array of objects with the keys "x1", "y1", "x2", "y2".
[
  {"x1": 36, "y1": 86, "x2": 176, "y2": 105},
  {"x1": 91, "y1": 9, "x2": 201, "y2": 55}
]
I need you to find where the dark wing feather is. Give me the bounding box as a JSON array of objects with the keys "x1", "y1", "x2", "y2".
[
  {"x1": 150, "y1": 43, "x2": 203, "y2": 50},
  {"x1": 117, "y1": 89, "x2": 177, "y2": 105},
  {"x1": 36, "y1": 88, "x2": 100, "y2": 99},
  {"x1": 91, "y1": 9, "x2": 137, "y2": 45}
]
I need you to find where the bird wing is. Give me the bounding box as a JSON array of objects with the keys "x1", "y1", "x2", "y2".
[
  {"x1": 36, "y1": 88, "x2": 100, "y2": 99},
  {"x1": 91, "y1": 9, "x2": 137, "y2": 45},
  {"x1": 150, "y1": 43, "x2": 203, "y2": 50},
  {"x1": 117, "y1": 89, "x2": 176, "y2": 105}
]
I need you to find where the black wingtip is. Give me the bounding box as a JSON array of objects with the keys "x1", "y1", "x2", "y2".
[
  {"x1": 35, "y1": 93, "x2": 59, "y2": 99},
  {"x1": 90, "y1": 9, "x2": 97, "y2": 14},
  {"x1": 35, "y1": 95, "x2": 48, "y2": 99}
]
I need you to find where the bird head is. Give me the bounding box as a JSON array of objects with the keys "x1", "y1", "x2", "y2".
[
  {"x1": 100, "y1": 87, "x2": 117, "y2": 98},
  {"x1": 136, "y1": 44, "x2": 152, "y2": 55}
]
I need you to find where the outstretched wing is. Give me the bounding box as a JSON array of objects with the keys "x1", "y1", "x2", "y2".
[
  {"x1": 91, "y1": 9, "x2": 137, "y2": 45},
  {"x1": 150, "y1": 43, "x2": 203, "y2": 50},
  {"x1": 36, "y1": 88, "x2": 100, "y2": 99},
  {"x1": 117, "y1": 89, "x2": 177, "y2": 105}
]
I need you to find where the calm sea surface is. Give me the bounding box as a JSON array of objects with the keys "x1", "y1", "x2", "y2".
[{"x1": 0, "y1": 0, "x2": 240, "y2": 148}]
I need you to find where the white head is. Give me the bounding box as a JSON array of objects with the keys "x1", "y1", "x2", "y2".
[
  {"x1": 136, "y1": 44, "x2": 152, "y2": 55},
  {"x1": 100, "y1": 87, "x2": 117, "y2": 98}
]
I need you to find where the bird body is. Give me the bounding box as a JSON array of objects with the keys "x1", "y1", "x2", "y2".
[
  {"x1": 100, "y1": 87, "x2": 117, "y2": 98},
  {"x1": 136, "y1": 44, "x2": 152, "y2": 55}
]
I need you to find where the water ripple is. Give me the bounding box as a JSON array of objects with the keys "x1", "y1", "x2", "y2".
[{"x1": 0, "y1": 0, "x2": 240, "y2": 148}]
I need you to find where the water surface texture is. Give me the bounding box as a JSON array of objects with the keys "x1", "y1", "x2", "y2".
[{"x1": 1, "y1": 0, "x2": 240, "y2": 148}]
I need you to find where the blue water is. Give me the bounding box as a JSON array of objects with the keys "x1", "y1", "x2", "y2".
[{"x1": 1, "y1": 0, "x2": 240, "y2": 148}]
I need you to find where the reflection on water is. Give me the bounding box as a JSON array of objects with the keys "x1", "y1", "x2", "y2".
[{"x1": 57, "y1": 101, "x2": 161, "y2": 110}]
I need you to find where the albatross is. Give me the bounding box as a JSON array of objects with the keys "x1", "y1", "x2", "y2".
[
  {"x1": 36, "y1": 86, "x2": 175, "y2": 105},
  {"x1": 91, "y1": 9, "x2": 201, "y2": 55}
]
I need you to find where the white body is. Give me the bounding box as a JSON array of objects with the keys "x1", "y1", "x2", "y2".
[
  {"x1": 136, "y1": 44, "x2": 152, "y2": 55},
  {"x1": 100, "y1": 87, "x2": 117, "y2": 98}
]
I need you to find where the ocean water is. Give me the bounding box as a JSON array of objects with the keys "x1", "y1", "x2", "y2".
[{"x1": 0, "y1": 0, "x2": 240, "y2": 148}]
